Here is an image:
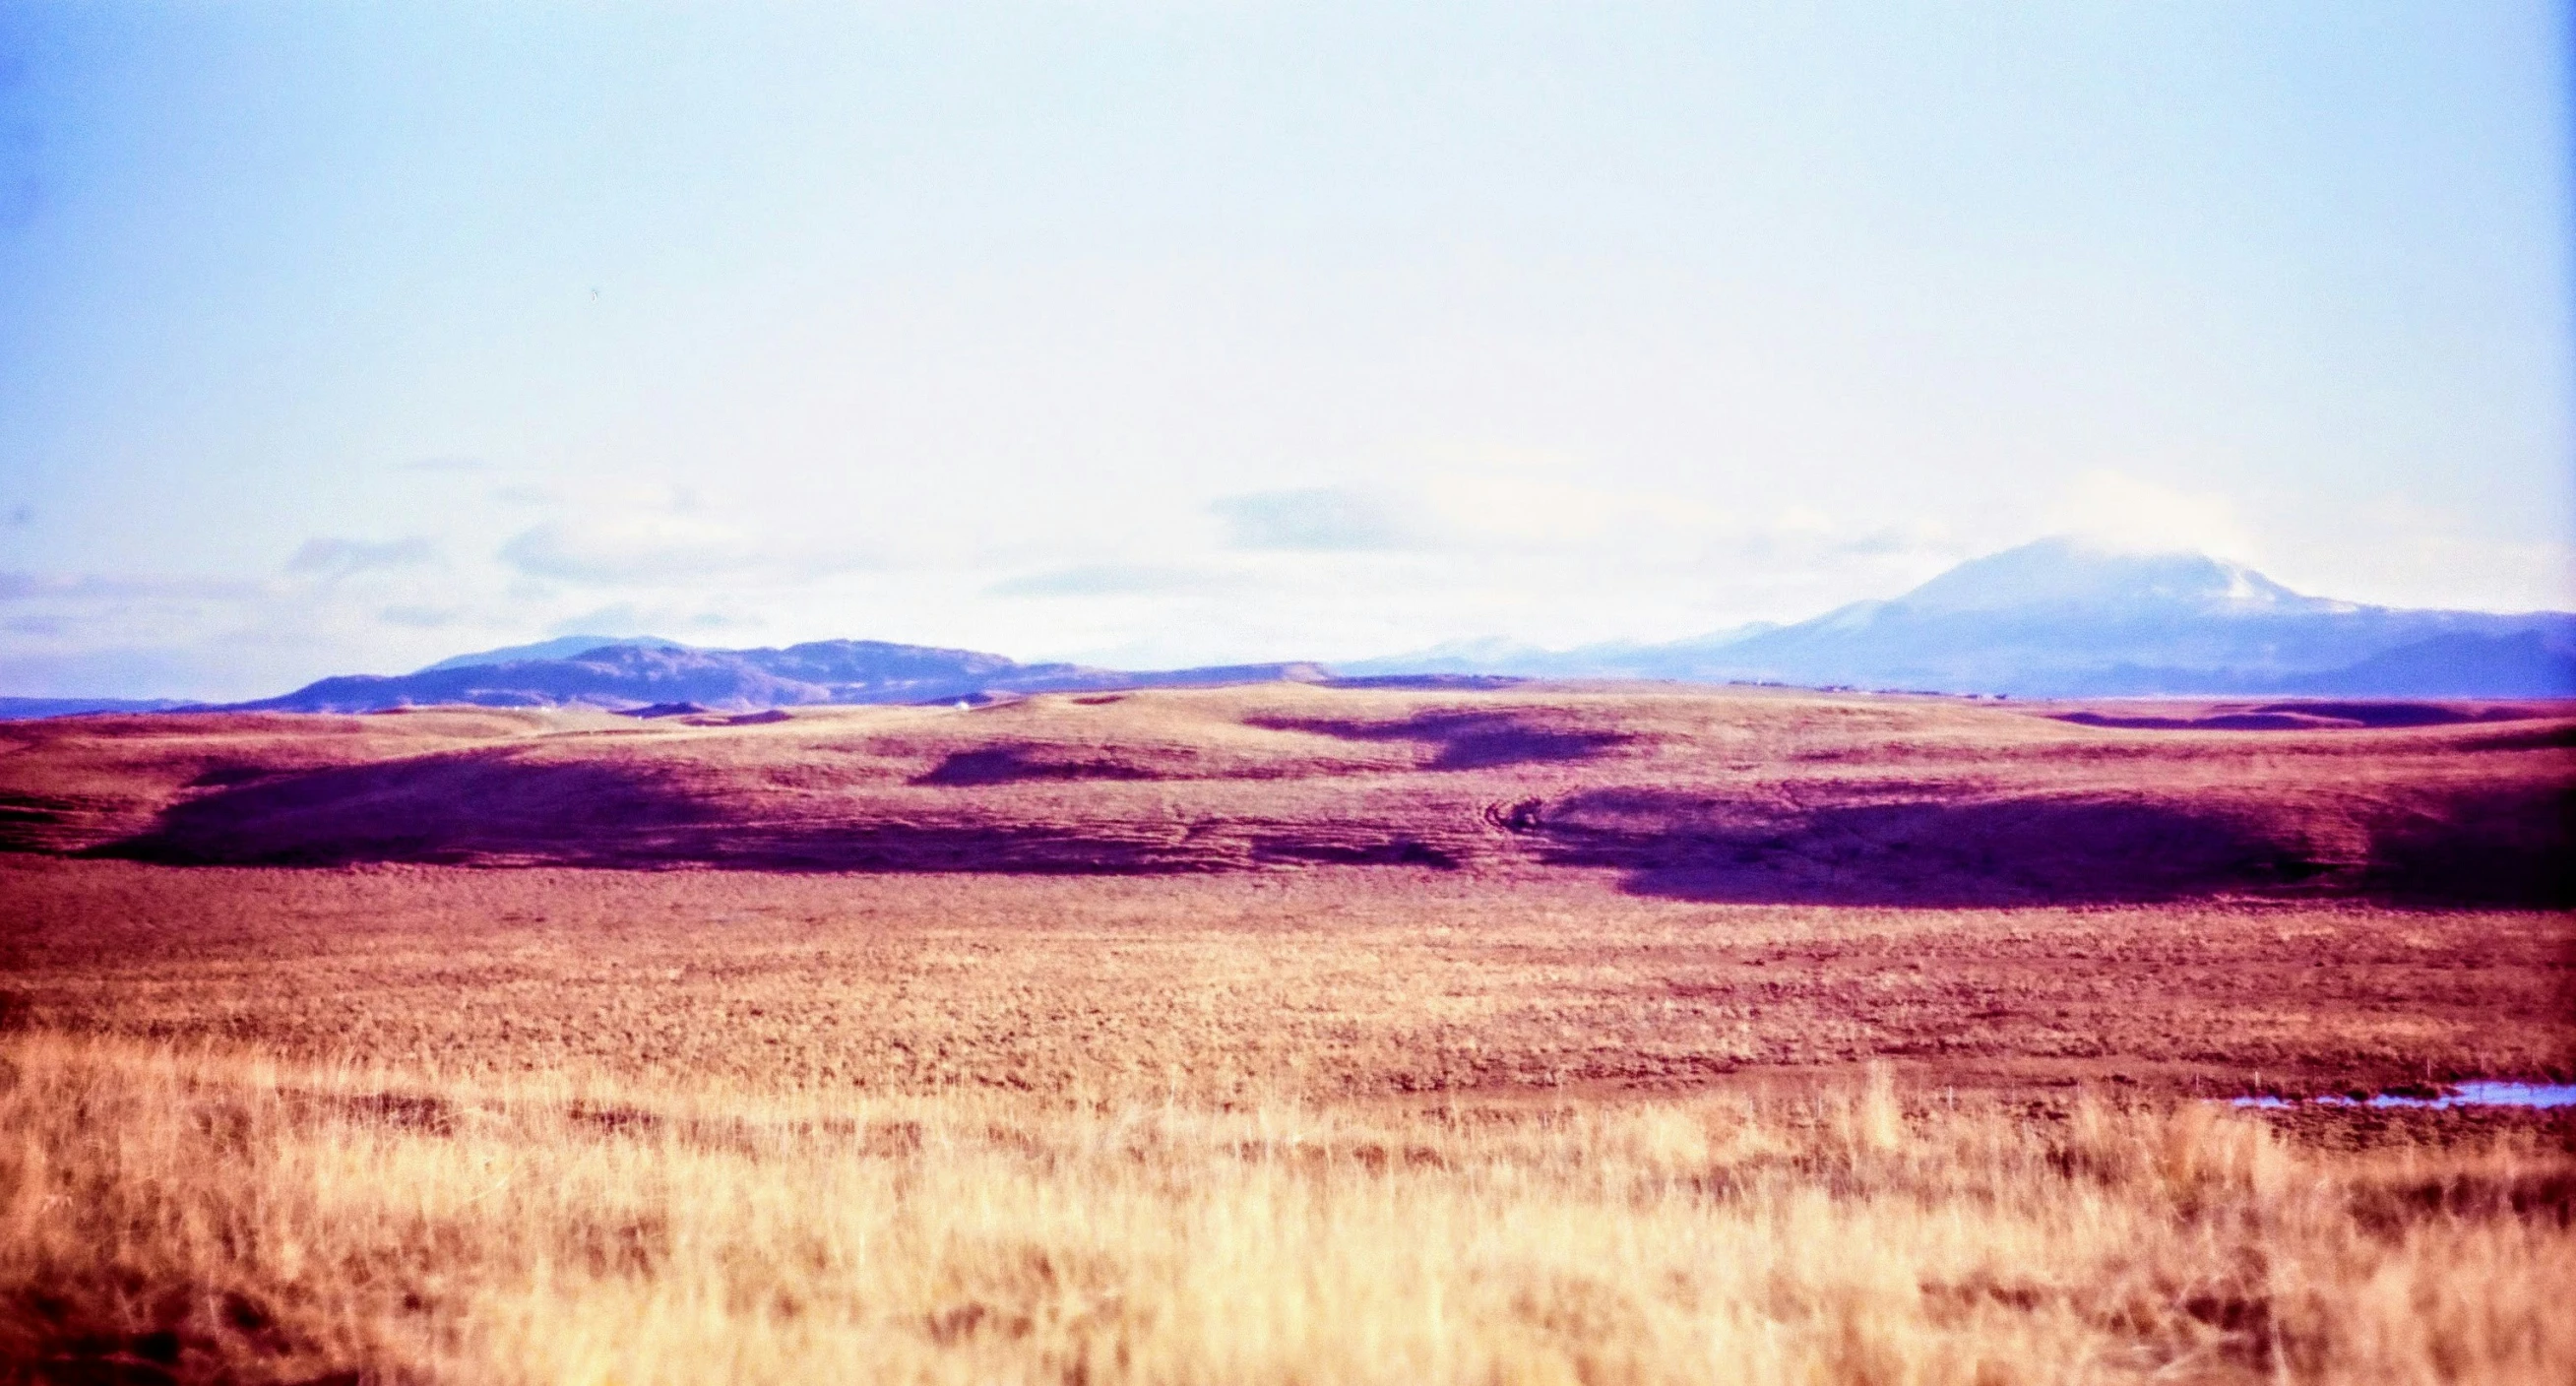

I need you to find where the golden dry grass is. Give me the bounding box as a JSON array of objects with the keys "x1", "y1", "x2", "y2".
[
  {"x1": 3, "y1": 861, "x2": 2572, "y2": 1383},
  {"x1": 1, "y1": 686, "x2": 2568, "y2": 1382},
  {"x1": 7, "y1": 1038, "x2": 2572, "y2": 1385}
]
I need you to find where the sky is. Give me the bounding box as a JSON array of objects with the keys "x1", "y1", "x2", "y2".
[{"x1": 0, "y1": 2, "x2": 2568, "y2": 699}]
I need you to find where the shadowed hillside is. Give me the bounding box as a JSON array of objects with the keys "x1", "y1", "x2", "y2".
[{"x1": 2, "y1": 686, "x2": 2566, "y2": 905}]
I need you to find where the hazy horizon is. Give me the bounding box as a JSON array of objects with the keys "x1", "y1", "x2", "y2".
[{"x1": 3, "y1": 3, "x2": 2569, "y2": 699}]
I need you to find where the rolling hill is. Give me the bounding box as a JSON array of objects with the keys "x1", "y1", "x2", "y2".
[{"x1": 2, "y1": 685, "x2": 2565, "y2": 906}]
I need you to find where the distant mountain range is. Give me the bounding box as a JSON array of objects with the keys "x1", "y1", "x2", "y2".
[
  {"x1": 410, "y1": 634, "x2": 699, "y2": 672},
  {"x1": 0, "y1": 697, "x2": 204, "y2": 720},
  {"x1": 219, "y1": 640, "x2": 1339, "y2": 715},
  {"x1": 1344, "y1": 538, "x2": 2576, "y2": 698},
  {"x1": 2, "y1": 538, "x2": 2568, "y2": 719}
]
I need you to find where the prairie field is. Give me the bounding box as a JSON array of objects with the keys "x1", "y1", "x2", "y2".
[
  {"x1": 11, "y1": 1028, "x2": 2576, "y2": 1386},
  {"x1": 1, "y1": 688, "x2": 2570, "y2": 1383}
]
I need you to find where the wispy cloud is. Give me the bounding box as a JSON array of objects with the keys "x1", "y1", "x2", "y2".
[
  {"x1": 494, "y1": 485, "x2": 880, "y2": 585},
  {"x1": 286, "y1": 536, "x2": 437, "y2": 578},
  {"x1": 1212, "y1": 488, "x2": 1420, "y2": 552},
  {"x1": 498, "y1": 514, "x2": 763, "y2": 584},
  {"x1": 545, "y1": 603, "x2": 748, "y2": 638},
  {"x1": 379, "y1": 604, "x2": 462, "y2": 629},
  {"x1": 986, "y1": 564, "x2": 1241, "y2": 598},
  {"x1": 0, "y1": 571, "x2": 269, "y2": 601},
  {"x1": 2043, "y1": 472, "x2": 2254, "y2": 560}
]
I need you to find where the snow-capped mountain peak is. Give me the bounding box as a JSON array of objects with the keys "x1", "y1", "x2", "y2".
[{"x1": 1893, "y1": 537, "x2": 2322, "y2": 616}]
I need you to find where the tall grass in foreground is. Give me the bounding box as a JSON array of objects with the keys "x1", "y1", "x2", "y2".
[{"x1": 4, "y1": 1037, "x2": 2570, "y2": 1385}]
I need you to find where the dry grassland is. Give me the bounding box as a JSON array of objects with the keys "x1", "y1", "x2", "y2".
[
  {"x1": 8, "y1": 1036, "x2": 2574, "y2": 1386},
  {"x1": 3, "y1": 862, "x2": 2568, "y2": 1100},
  {"x1": 3, "y1": 687, "x2": 2566, "y2": 908},
  {"x1": 1, "y1": 689, "x2": 2570, "y2": 1382},
  {"x1": 3, "y1": 861, "x2": 2572, "y2": 1384}
]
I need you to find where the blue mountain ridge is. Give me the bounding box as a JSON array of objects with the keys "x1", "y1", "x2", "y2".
[
  {"x1": 228, "y1": 641, "x2": 1337, "y2": 714},
  {"x1": 1340, "y1": 537, "x2": 2576, "y2": 698},
  {"x1": 7, "y1": 538, "x2": 2568, "y2": 718}
]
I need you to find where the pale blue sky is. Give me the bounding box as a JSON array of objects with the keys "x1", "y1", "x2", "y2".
[{"x1": 1, "y1": 2, "x2": 2568, "y2": 697}]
